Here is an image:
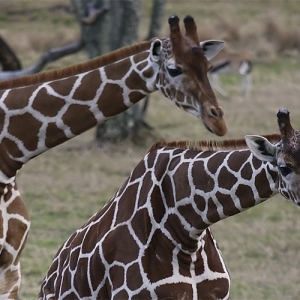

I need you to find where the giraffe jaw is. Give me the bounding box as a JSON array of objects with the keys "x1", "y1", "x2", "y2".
[
  {"x1": 181, "y1": 106, "x2": 216, "y2": 135},
  {"x1": 180, "y1": 105, "x2": 227, "y2": 136}
]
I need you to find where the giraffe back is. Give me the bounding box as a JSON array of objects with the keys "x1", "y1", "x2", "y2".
[{"x1": 0, "y1": 42, "x2": 151, "y2": 90}]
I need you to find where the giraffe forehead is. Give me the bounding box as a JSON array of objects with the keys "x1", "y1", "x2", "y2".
[
  {"x1": 161, "y1": 38, "x2": 172, "y2": 59},
  {"x1": 279, "y1": 153, "x2": 300, "y2": 170},
  {"x1": 281, "y1": 132, "x2": 300, "y2": 165},
  {"x1": 163, "y1": 37, "x2": 205, "y2": 66},
  {"x1": 286, "y1": 131, "x2": 300, "y2": 151}
]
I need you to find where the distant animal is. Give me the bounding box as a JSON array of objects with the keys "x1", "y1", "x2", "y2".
[{"x1": 209, "y1": 49, "x2": 252, "y2": 99}]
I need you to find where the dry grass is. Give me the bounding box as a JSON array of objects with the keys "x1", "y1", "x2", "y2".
[{"x1": 1, "y1": 1, "x2": 300, "y2": 299}]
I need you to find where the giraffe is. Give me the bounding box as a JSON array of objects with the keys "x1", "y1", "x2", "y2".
[
  {"x1": 0, "y1": 15, "x2": 227, "y2": 299},
  {"x1": 39, "y1": 108, "x2": 300, "y2": 300}
]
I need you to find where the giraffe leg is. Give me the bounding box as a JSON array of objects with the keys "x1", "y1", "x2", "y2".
[
  {"x1": 244, "y1": 74, "x2": 252, "y2": 100},
  {"x1": 238, "y1": 74, "x2": 252, "y2": 100}
]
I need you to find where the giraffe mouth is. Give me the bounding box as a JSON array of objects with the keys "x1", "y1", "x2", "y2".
[
  {"x1": 179, "y1": 104, "x2": 227, "y2": 136},
  {"x1": 204, "y1": 123, "x2": 214, "y2": 134},
  {"x1": 180, "y1": 104, "x2": 216, "y2": 133}
]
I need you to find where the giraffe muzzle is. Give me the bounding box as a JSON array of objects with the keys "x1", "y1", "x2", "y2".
[{"x1": 203, "y1": 106, "x2": 227, "y2": 136}]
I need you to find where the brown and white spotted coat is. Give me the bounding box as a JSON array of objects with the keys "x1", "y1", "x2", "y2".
[{"x1": 39, "y1": 108, "x2": 300, "y2": 299}]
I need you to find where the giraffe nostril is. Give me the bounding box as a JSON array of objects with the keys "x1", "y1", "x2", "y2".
[{"x1": 210, "y1": 108, "x2": 220, "y2": 118}]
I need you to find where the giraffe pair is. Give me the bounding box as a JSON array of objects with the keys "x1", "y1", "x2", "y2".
[
  {"x1": 39, "y1": 108, "x2": 300, "y2": 299},
  {"x1": 0, "y1": 15, "x2": 227, "y2": 298}
]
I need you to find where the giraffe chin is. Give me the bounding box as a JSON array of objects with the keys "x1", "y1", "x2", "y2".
[
  {"x1": 279, "y1": 189, "x2": 300, "y2": 206},
  {"x1": 181, "y1": 106, "x2": 227, "y2": 137},
  {"x1": 204, "y1": 123, "x2": 214, "y2": 134},
  {"x1": 203, "y1": 122, "x2": 227, "y2": 137}
]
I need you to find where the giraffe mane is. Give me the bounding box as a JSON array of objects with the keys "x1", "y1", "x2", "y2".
[
  {"x1": 0, "y1": 41, "x2": 153, "y2": 90},
  {"x1": 149, "y1": 134, "x2": 281, "y2": 152}
]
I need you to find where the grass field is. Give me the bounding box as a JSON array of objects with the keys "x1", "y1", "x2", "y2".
[{"x1": 1, "y1": 1, "x2": 300, "y2": 299}]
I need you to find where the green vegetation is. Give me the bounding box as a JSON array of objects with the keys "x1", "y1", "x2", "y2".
[{"x1": 1, "y1": 1, "x2": 300, "y2": 299}]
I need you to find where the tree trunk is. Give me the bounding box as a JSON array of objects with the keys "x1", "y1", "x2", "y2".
[
  {"x1": 110, "y1": 0, "x2": 140, "y2": 50},
  {"x1": 146, "y1": 0, "x2": 166, "y2": 40},
  {"x1": 70, "y1": 0, "x2": 110, "y2": 58}
]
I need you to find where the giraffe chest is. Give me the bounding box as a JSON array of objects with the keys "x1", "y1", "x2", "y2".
[
  {"x1": 43, "y1": 224, "x2": 230, "y2": 300},
  {"x1": 105, "y1": 229, "x2": 230, "y2": 300}
]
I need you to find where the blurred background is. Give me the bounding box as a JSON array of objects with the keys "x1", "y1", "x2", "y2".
[{"x1": 1, "y1": 1, "x2": 300, "y2": 298}]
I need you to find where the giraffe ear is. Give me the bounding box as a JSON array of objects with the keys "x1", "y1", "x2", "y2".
[
  {"x1": 200, "y1": 40, "x2": 225, "y2": 61},
  {"x1": 150, "y1": 39, "x2": 162, "y2": 63},
  {"x1": 245, "y1": 135, "x2": 277, "y2": 163}
]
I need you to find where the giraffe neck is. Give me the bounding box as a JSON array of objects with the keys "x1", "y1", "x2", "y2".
[
  {"x1": 66, "y1": 145, "x2": 279, "y2": 253},
  {"x1": 0, "y1": 42, "x2": 157, "y2": 181},
  {"x1": 149, "y1": 146, "x2": 278, "y2": 248},
  {"x1": 65, "y1": 145, "x2": 279, "y2": 253}
]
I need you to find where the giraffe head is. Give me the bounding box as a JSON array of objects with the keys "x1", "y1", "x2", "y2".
[
  {"x1": 245, "y1": 108, "x2": 300, "y2": 205},
  {"x1": 154, "y1": 15, "x2": 227, "y2": 136}
]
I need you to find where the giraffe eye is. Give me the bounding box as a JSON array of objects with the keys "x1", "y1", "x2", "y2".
[
  {"x1": 167, "y1": 66, "x2": 183, "y2": 77},
  {"x1": 279, "y1": 165, "x2": 292, "y2": 176}
]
